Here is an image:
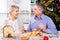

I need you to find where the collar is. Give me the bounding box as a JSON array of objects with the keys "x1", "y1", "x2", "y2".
[{"x1": 34, "y1": 14, "x2": 44, "y2": 20}]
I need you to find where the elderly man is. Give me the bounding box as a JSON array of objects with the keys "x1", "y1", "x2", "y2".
[{"x1": 28, "y1": 2, "x2": 58, "y2": 34}]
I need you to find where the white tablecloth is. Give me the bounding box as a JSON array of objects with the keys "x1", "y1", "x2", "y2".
[
  {"x1": 0, "y1": 32, "x2": 60, "y2": 40},
  {"x1": 0, "y1": 36, "x2": 60, "y2": 40}
]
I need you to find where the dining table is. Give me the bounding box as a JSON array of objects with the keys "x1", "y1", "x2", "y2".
[{"x1": 0, "y1": 32, "x2": 60, "y2": 40}]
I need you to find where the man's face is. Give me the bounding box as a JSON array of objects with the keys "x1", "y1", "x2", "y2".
[
  {"x1": 33, "y1": 5, "x2": 43, "y2": 16},
  {"x1": 11, "y1": 8, "x2": 19, "y2": 18}
]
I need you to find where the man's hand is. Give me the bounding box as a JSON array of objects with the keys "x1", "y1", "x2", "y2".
[
  {"x1": 20, "y1": 27, "x2": 27, "y2": 34},
  {"x1": 38, "y1": 23, "x2": 47, "y2": 32}
]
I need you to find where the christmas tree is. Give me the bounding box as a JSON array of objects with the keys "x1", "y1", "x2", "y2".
[{"x1": 37, "y1": 0, "x2": 60, "y2": 30}]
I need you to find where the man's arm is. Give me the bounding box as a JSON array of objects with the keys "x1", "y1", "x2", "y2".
[
  {"x1": 46, "y1": 18, "x2": 58, "y2": 34},
  {"x1": 39, "y1": 18, "x2": 58, "y2": 34},
  {"x1": 28, "y1": 21, "x2": 32, "y2": 32}
]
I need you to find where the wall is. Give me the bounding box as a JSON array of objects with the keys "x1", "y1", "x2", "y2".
[{"x1": 0, "y1": 0, "x2": 31, "y2": 30}]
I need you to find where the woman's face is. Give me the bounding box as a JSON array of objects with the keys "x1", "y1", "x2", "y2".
[{"x1": 11, "y1": 8, "x2": 19, "y2": 18}]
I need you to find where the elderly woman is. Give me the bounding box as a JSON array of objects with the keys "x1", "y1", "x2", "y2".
[{"x1": 2, "y1": 5, "x2": 24, "y2": 37}]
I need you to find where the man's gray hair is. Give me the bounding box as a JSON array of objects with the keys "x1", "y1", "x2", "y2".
[{"x1": 36, "y1": 1, "x2": 44, "y2": 11}]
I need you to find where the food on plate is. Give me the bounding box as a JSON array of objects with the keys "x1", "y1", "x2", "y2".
[
  {"x1": 27, "y1": 32, "x2": 32, "y2": 36},
  {"x1": 36, "y1": 30, "x2": 42, "y2": 36},
  {"x1": 21, "y1": 36, "x2": 29, "y2": 40},
  {"x1": 21, "y1": 29, "x2": 43, "y2": 40},
  {"x1": 31, "y1": 30, "x2": 43, "y2": 36},
  {"x1": 2, "y1": 25, "x2": 14, "y2": 38}
]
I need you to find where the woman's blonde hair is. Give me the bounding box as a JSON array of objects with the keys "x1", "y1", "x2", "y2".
[{"x1": 9, "y1": 5, "x2": 19, "y2": 14}]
